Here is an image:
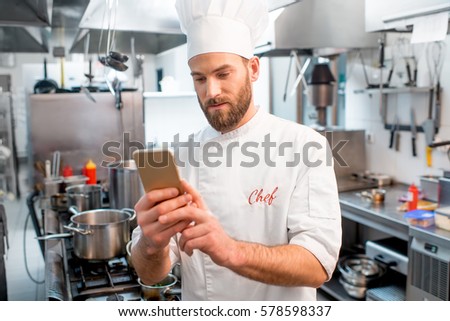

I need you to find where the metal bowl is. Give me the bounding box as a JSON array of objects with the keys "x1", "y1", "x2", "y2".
[
  {"x1": 338, "y1": 254, "x2": 386, "y2": 287},
  {"x1": 138, "y1": 274, "x2": 178, "y2": 301},
  {"x1": 339, "y1": 276, "x2": 367, "y2": 299}
]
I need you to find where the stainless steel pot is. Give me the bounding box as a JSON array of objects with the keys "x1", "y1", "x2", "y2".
[
  {"x1": 37, "y1": 206, "x2": 136, "y2": 260},
  {"x1": 69, "y1": 207, "x2": 135, "y2": 260},
  {"x1": 66, "y1": 184, "x2": 102, "y2": 212},
  {"x1": 108, "y1": 160, "x2": 144, "y2": 210},
  {"x1": 338, "y1": 254, "x2": 386, "y2": 299}
]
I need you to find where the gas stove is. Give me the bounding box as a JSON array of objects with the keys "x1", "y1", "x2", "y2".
[
  {"x1": 65, "y1": 245, "x2": 142, "y2": 301},
  {"x1": 63, "y1": 235, "x2": 181, "y2": 301},
  {"x1": 43, "y1": 207, "x2": 180, "y2": 301}
]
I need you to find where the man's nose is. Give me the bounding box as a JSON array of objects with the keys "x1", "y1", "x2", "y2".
[{"x1": 205, "y1": 79, "x2": 221, "y2": 99}]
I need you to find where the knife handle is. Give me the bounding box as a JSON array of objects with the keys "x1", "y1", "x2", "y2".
[
  {"x1": 406, "y1": 62, "x2": 412, "y2": 84},
  {"x1": 426, "y1": 146, "x2": 432, "y2": 167},
  {"x1": 389, "y1": 130, "x2": 394, "y2": 149},
  {"x1": 395, "y1": 132, "x2": 400, "y2": 151},
  {"x1": 412, "y1": 137, "x2": 417, "y2": 157}
]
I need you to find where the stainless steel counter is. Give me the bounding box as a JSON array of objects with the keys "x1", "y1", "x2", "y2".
[
  {"x1": 338, "y1": 183, "x2": 450, "y2": 244},
  {"x1": 340, "y1": 184, "x2": 415, "y2": 241},
  {"x1": 321, "y1": 184, "x2": 450, "y2": 301}
]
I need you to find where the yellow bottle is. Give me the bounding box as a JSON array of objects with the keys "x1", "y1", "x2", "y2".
[{"x1": 85, "y1": 159, "x2": 97, "y2": 185}]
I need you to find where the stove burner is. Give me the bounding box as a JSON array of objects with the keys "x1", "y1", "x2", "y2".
[{"x1": 67, "y1": 249, "x2": 140, "y2": 300}]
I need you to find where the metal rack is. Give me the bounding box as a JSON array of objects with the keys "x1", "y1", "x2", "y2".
[{"x1": 0, "y1": 93, "x2": 19, "y2": 198}]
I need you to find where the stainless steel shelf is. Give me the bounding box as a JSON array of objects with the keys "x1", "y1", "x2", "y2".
[{"x1": 354, "y1": 86, "x2": 435, "y2": 94}]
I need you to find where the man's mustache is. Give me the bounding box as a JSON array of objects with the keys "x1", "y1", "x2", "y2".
[{"x1": 204, "y1": 97, "x2": 230, "y2": 108}]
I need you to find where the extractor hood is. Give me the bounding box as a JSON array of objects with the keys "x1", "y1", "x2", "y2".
[
  {"x1": 0, "y1": 0, "x2": 51, "y2": 53},
  {"x1": 71, "y1": 0, "x2": 301, "y2": 55},
  {"x1": 71, "y1": 0, "x2": 186, "y2": 55},
  {"x1": 0, "y1": 0, "x2": 51, "y2": 27},
  {"x1": 0, "y1": 0, "x2": 303, "y2": 55},
  {"x1": 0, "y1": 26, "x2": 49, "y2": 53},
  {"x1": 255, "y1": 0, "x2": 381, "y2": 57},
  {"x1": 365, "y1": 0, "x2": 450, "y2": 32}
]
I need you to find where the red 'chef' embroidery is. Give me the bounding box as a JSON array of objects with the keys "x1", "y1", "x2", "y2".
[{"x1": 248, "y1": 187, "x2": 278, "y2": 205}]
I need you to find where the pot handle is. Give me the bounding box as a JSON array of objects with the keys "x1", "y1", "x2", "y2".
[
  {"x1": 68, "y1": 205, "x2": 80, "y2": 216},
  {"x1": 63, "y1": 224, "x2": 92, "y2": 235},
  {"x1": 35, "y1": 233, "x2": 72, "y2": 240},
  {"x1": 122, "y1": 208, "x2": 137, "y2": 221}
]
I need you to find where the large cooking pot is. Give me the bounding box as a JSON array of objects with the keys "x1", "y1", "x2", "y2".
[
  {"x1": 66, "y1": 184, "x2": 102, "y2": 212},
  {"x1": 37, "y1": 206, "x2": 136, "y2": 260},
  {"x1": 107, "y1": 160, "x2": 144, "y2": 210}
]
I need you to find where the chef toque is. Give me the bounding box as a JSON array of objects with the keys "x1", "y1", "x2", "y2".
[{"x1": 175, "y1": 0, "x2": 269, "y2": 60}]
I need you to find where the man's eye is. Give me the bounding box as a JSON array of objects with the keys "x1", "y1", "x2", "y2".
[
  {"x1": 218, "y1": 73, "x2": 229, "y2": 78},
  {"x1": 194, "y1": 77, "x2": 206, "y2": 82}
]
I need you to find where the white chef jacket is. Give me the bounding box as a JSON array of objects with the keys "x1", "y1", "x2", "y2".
[{"x1": 133, "y1": 107, "x2": 341, "y2": 301}]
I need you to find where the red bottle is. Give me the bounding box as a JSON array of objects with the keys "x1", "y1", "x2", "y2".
[
  {"x1": 62, "y1": 165, "x2": 73, "y2": 177},
  {"x1": 407, "y1": 183, "x2": 419, "y2": 211}
]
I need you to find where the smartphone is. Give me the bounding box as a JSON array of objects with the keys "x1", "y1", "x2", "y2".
[{"x1": 132, "y1": 149, "x2": 183, "y2": 195}]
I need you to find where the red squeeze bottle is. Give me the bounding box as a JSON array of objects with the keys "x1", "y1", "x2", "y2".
[
  {"x1": 407, "y1": 183, "x2": 419, "y2": 211},
  {"x1": 85, "y1": 159, "x2": 97, "y2": 185},
  {"x1": 62, "y1": 165, "x2": 73, "y2": 177}
]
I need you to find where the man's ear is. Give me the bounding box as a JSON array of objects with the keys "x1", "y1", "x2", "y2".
[{"x1": 248, "y1": 56, "x2": 260, "y2": 82}]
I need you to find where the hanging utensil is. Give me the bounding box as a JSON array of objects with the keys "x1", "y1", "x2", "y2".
[
  {"x1": 45, "y1": 160, "x2": 51, "y2": 179},
  {"x1": 289, "y1": 54, "x2": 310, "y2": 98},
  {"x1": 410, "y1": 108, "x2": 417, "y2": 157},
  {"x1": 427, "y1": 41, "x2": 445, "y2": 88},
  {"x1": 427, "y1": 41, "x2": 445, "y2": 135},
  {"x1": 283, "y1": 53, "x2": 294, "y2": 102},
  {"x1": 422, "y1": 87, "x2": 435, "y2": 146},
  {"x1": 424, "y1": 41, "x2": 445, "y2": 142},
  {"x1": 81, "y1": 32, "x2": 96, "y2": 103},
  {"x1": 52, "y1": 151, "x2": 60, "y2": 178}
]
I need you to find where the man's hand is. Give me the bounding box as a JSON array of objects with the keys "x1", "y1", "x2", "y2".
[
  {"x1": 134, "y1": 187, "x2": 193, "y2": 256},
  {"x1": 158, "y1": 180, "x2": 238, "y2": 267}
]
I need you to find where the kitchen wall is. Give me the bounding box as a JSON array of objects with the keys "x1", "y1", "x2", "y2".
[{"x1": 345, "y1": 33, "x2": 450, "y2": 185}]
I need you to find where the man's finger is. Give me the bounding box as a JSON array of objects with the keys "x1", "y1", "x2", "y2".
[{"x1": 135, "y1": 187, "x2": 180, "y2": 211}]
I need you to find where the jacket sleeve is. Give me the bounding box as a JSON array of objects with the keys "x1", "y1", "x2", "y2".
[{"x1": 286, "y1": 133, "x2": 342, "y2": 280}]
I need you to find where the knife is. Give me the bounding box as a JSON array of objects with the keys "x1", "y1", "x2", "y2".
[
  {"x1": 389, "y1": 115, "x2": 398, "y2": 149},
  {"x1": 410, "y1": 108, "x2": 417, "y2": 157},
  {"x1": 394, "y1": 119, "x2": 400, "y2": 152}
]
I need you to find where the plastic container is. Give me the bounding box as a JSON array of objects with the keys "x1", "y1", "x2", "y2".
[
  {"x1": 435, "y1": 207, "x2": 450, "y2": 231},
  {"x1": 404, "y1": 210, "x2": 435, "y2": 227},
  {"x1": 85, "y1": 159, "x2": 97, "y2": 185},
  {"x1": 407, "y1": 183, "x2": 419, "y2": 211}
]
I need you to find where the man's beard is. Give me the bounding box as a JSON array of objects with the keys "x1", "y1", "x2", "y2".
[{"x1": 198, "y1": 77, "x2": 252, "y2": 133}]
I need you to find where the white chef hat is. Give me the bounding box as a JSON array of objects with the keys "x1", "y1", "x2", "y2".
[{"x1": 175, "y1": 0, "x2": 269, "y2": 60}]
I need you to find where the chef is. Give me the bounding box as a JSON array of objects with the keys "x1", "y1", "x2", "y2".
[{"x1": 131, "y1": 0, "x2": 342, "y2": 300}]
